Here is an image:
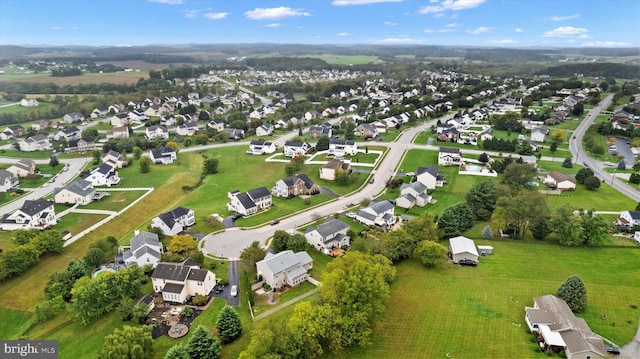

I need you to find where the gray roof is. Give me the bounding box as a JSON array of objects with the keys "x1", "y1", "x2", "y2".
[
  {"x1": 248, "y1": 187, "x2": 270, "y2": 200},
  {"x1": 311, "y1": 218, "x2": 349, "y2": 238},
  {"x1": 152, "y1": 263, "x2": 192, "y2": 281},
  {"x1": 151, "y1": 146, "x2": 175, "y2": 158},
  {"x1": 235, "y1": 192, "x2": 256, "y2": 210},
  {"x1": 187, "y1": 268, "x2": 209, "y2": 282},
  {"x1": 329, "y1": 138, "x2": 355, "y2": 146},
  {"x1": 400, "y1": 181, "x2": 427, "y2": 194},
  {"x1": 57, "y1": 179, "x2": 94, "y2": 197},
  {"x1": 138, "y1": 294, "x2": 154, "y2": 306},
  {"x1": 449, "y1": 236, "x2": 479, "y2": 257},
  {"x1": 367, "y1": 200, "x2": 394, "y2": 215},
  {"x1": 0, "y1": 169, "x2": 15, "y2": 181},
  {"x1": 258, "y1": 250, "x2": 312, "y2": 275},
  {"x1": 439, "y1": 146, "x2": 461, "y2": 154},
  {"x1": 20, "y1": 199, "x2": 52, "y2": 216},
  {"x1": 95, "y1": 163, "x2": 115, "y2": 175},
  {"x1": 132, "y1": 245, "x2": 161, "y2": 260},
  {"x1": 130, "y1": 231, "x2": 160, "y2": 252},
  {"x1": 162, "y1": 282, "x2": 185, "y2": 294}
]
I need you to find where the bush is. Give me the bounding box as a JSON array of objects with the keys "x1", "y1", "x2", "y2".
[
  {"x1": 181, "y1": 306, "x2": 194, "y2": 317},
  {"x1": 562, "y1": 157, "x2": 573, "y2": 168},
  {"x1": 192, "y1": 294, "x2": 208, "y2": 306}
]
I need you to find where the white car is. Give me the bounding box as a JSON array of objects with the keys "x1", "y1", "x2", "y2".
[
  {"x1": 346, "y1": 212, "x2": 357, "y2": 218},
  {"x1": 230, "y1": 285, "x2": 238, "y2": 297}
]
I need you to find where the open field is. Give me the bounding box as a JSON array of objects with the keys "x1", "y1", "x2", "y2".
[
  {"x1": 301, "y1": 54, "x2": 379, "y2": 65},
  {"x1": 0, "y1": 101, "x2": 54, "y2": 115},
  {"x1": 0, "y1": 71, "x2": 148, "y2": 85},
  {"x1": 345, "y1": 240, "x2": 640, "y2": 359}
]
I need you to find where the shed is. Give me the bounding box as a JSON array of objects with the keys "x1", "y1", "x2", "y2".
[
  {"x1": 449, "y1": 236, "x2": 479, "y2": 263},
  {"x1": 477, "y1": 245, "x2": 493, "y2": 256}
]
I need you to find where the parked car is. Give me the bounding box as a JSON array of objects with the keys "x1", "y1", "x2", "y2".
[
  {"x1": 458, "y1": 259, "x2": 478, "y2": 267},
  {"x1": 270, "y1": 219, "x2": 280, "y2": 225},
  {"x1": 231, "y1": 213, "x2": 243, "y2": 220},
  {"x1": 230, "y1": 285, "x2": 238, "y2": 297},
  {"x1": 369, "y1": 178, "x2": 375, "y2": 184},
  {"x1": 405, "y1": 172, "x2": 415, "y2": 176},
  {"x1": 346, "y1": 212, "x2": 357, "y2": 218},
  {"x1": 605, "y1": 346, "x2": 620, "y2": 355}
]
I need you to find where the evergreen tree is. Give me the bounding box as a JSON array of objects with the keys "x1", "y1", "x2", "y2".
[
  {"x1": 164, "y1": 345, "x2": 190, "y2": 359},
  {"x1": 556, "y1": 275, "x2": 587, "y2": 312},
  {"x1": 186, "y1": 325, "x2": 221, "y2": 359},
  {"x1": 216, "y1": 306, "x2": 243, "y2": 343},
  {"x1": 98, "y1": 326, "x2": 153, "y2": 359},
  {"x1": 481, "y1": 225, "x2": 494, "y2": 239}
]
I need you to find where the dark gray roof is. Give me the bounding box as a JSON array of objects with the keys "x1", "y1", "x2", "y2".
[
  {"x1": 162, "y1": 282, "x2": 184, "y2": 294},
  {"x1": 20, "y1": 199, "x2": 52, "y2": 216},
  {"x1": 138, "y1": 294, "x2": 154, "y2": 306},
  {"x1": 417, "y1": 165, "x2": 438, "y2": 177},
  {"x1": 151, "y1": 146, "x2": 175, "y2": 158},
  {"x1": 236, "y1": 192, "x2": 256, "y2": 210},
  {"x1": 284, "y1": 141, "x2": 305, "y2": 147},
  {"x1": 368, "y1": 200, "x2": 394, "y2": 215},
  {"x1": 182, "y1": 257, "x2": 199, "y2": 267},
  {"x1": 95, "y1": 163, "x2": 114, "y2": 175},
  {"x1": 130, "y1": 231, "x2": 160, "y2": 252},
  {"x1": 313, "y1": 218, "x2": 349, "y2": 238},
  {"x1": 61, "y1": 126, "x2": 80, "y2": 134},
  {"x1": 59, "y1": 179, "x2": 94, "y2": 197},
  {"x1": 248, "y1": 187, "x2": 270, "y2": 200},
  {"x1": 106, "y1": 150, "x2": 123, "y2": 159},
  {"x1": 152, "y1": 263, "x2": 192, "y2": 281},
  {"x1": 295, "y1": 173, "x2": 315, "y2": 189},
  {"x1": 439, "y1": 146, "x2": 461, "y2": 154},
  {"x1": 329, "y1": 138, "x2": 355, "y2": 146},
  {"x1": 629, "y1": 211, "x2": 640, "y2": 220},
  {"x1": 187, "y1": 268, "x2": 209, "y2": 282}
]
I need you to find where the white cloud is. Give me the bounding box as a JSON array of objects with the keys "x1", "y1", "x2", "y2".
[
  {"x1": 514, "y1": 28, "x2": 524, "y2": 33},
  {"x1": 424, "y1": 28, "x2": 454, "y2": 33},
  {"x1": 384, "y1": 21, "x2": 398, "y2": 26},
  {"x1": 546, "y1": 13, "x2": 580, "y2": 21},
  {"x1": 148, "y1": 0, "x2": 184, "y2": 4},
  {"x1": 50, "y1": 26, "x2": 78, "y2": 31},
  {"x1": 467, "y1": 26, "x2": 494, "y2": 35},
  {"x1": 486, "y1": 39, "x2": 519, "y2": 44},
  {"x1": 444, "y1": 22, "x2": 461, "y2": 28},
  {"x1": 204, "y1": 12, "x2": 228, "y2": 20},
  {"x1": 337, "y1": 32, "x2": 351, "y2": 36},
  {"x1": 376, "y1": 37, "x2": 424, "y2": 43},
  {"x1": 332, "y1": 0, "x2": 402, "y2": 5},
  {"x1": 418, "y1": 0, "x2": 487, "y2": 14},
  {"x1": 582, "y1": 40, "x2": 631, "y2": 47},
  {"x1": 245, "y1": 7, "x2": 310, "y2": 20},
  {"x1": 183, "y1": 10, "x2": 199, "y2": 18},
  {"x1": 542, "y1": 26, "x2": 588, "y2": 37},
  {"x1": 265, "y1": 23, "x2": 281, "y2": 28}
]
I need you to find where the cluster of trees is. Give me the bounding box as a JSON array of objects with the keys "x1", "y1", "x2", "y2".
[
  {"x1": 272, "y1": 230, "x2": 309, "y2": 253},
  {"x1": 482, "y1": 137, "x2": 518, "y2": 152},
  {"x1": 575, "y1": 168, "x2": 601, "y2": 191},
  {"x1": 239, "y1": 252, "x2": 396, "y2": 358},
  {"x1": 51, "y1": 67, "x2": 83, "y2": 77},
  {"x1": 284, "y1": 155, "x2": 305, "y2": 176},
  {"x1": 0, "y1": 229, "x2": 65, "y2": 283},
  {"x1": 491, "y1": 113, "x2": 523, "y2": 132},
  {"x1": 98, "y1": 325, "x2": 154, "y2": 359},
  {"x1": 543, "y1": 63, "x2": 640, "y2": 80}
]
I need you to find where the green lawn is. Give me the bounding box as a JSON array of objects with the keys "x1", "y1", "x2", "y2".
[
  {"x1": 344, "y1": 240, "x2": 640, "y2": 359},
  {"x1": 545, "y1": 182, "x2": 636, "y2": 211},
  {"x1": 81, "y1": 190, "x2": 148, "y2": 212},
  {"x1": 55, "y1": 213, "x2": 109, "y2": 236},
  {"x1": 0, "y1": 307, "x2": 34, "y2": 339},
  {"x1": 348, "y1": 152, "x2": 379, "y2": 164},
  {"x1": 0, "y1": 102, "x2": 54, "y2": 115}
]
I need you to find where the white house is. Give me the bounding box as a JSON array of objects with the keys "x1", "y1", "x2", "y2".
[
  {"x1": 304, "y1": 218, "x2": 350, "y2": 255},
  {"x1": 207, "y1": 119, "x2": 224, "y2": 132},
  {"x1": 247, "y1": 140, "x2": 276, "y2": 155},
  {"x1": 524, "y1": 295, "x2": 606, "y2": 359},
  {"x1": 19, "y1": 135, "x2": 52, "y2": 152},
  {"x1": 109, "y1": 113, "x2": 130, "y2": 127},
  {"x1": 102, "y1": 150, "x2": 128, "y2": 169},
  {"x1": 416, "y1": 165, "x2": 443, "y2": 190},
  {"x1": 53, "y1": 179, "x2": 95, "y2": 205},
  {"x1": 150, "y1": 146, "x2": 177, "y2": 164},
  {"x1": 543, "y1": 172, "x2": 576, "y2": 191},
  {"x1": 84, "y1": 163, "x2": 120, "y2": 187},
  {"x1": 145, "y1": 126, "x2": 169, "y2": 140},
  {"x1": 119, "y1": 230, "x2": 164, "y2": 268},
  {"x1": 175, "y1": 121, "x2": 199, "y2": 136},
  {"x1": 255, "y1": 124, "x2": 274, "y2": 137},
  {"x1": 319, "y1": 159, "x2": 352, "y2": 181},
  {"x1": 531, "y1": 125, "x2": 550, "y2": 143},
  {"x1": 1, "y1": 198, "x2": 57, "y2": 231},
  {"x1": 7, "y1": 159, "x2": 36, "y2": 177},
  {"x1": 227, "y1": 187, "x2": 272, "y2": 216},
  {"x1": 0, "y1": 169, "x2": 18, "y2": 192},
  {"x1": 438, "y1": 147, "x2": 463, "y2": 167},
  {"x1": 150, "y1": 207, "x2": 196, "y2": 236},
  {"x1": 355, "y1": 199, "x2": 396, "y2": 228},
  {"x1": 62, "y1": 112, "x2": 85, "y2": 124},
  {"x1": 449, "y1": 236, "x2": 479, "y2": 264},
  {"x1": 395, "y1": 181, "x2": 431, "y2": 209},
  {"x1": 90, "y1": 107, "x2": 108, "y2": 118},
  {"x1": 616, "y1": 210, "x2": 640, "y2": 228},
  {"x1": 53, "y1": 126, "x2": 81, "y2": 142},
  {"x1": 328, "y1": 138, "x2": 358, "y2": 156},
  {"x1": 283, "y1": 141, "x2": 311, "y2": 158},
  {"x1": 256, "y1": 250, "x2": 313, "y2": 289},
  {"x1": 20, "y1": 99, "x2": 38, "y2": 107},
  {"x1": 106, "y1": 126, "x2": 129, "y2": 140},
  {"x1": 151, "y1": 261, "x2": 216, "y2": 303}
]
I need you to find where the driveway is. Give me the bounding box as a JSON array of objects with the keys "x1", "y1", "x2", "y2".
[
  {"x1": 619, "y1": 318, "x2": 640, "y2": 358},
  {"x1": 222, "y1": 216, "x2": 237, "y2": 229},
  {"x1": 319, "y1": 187, "x2": 339, "y2": 198},
  {"x1": 614, "y1": 137, "x2": 635, "y2": 167}
]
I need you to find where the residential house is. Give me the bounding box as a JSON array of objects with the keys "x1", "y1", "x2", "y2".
[
  {"x1": 224, "y1": 128, "x2": 245, "y2": 140},
  {"x1": 272, "y1": 174, "x2": 319, "y2": 198},
  {"x1": 110, "y1": 113, "x2": 130, "y2": 127},
  {"x1": 449, "y1": 236, "x2": 479, "y2": 264},
  {"x1": 416, "y1": 165, "x2": 444, "y2": 190},
  {"x1": 53, "y1": 179, "x2": 95, "y2": 205},
  {"x1": 283, "y1": 141, "x2": 311, "y2": 158},
  {"x1": 19, "y1": 135, "x2": 52, "y2": 151},
  {"x1": 128, "y1": 109, "x2": 148, "y2": 122},
  {"x1": 438, "y1": 128, "x2": 460, "y2": 143},
  {"x1": 161, "y1": 115, "x2": 177, "y2": 127},
  {"x1": 246, "y1": 140, "x2": 276, "y2": 155},
  {"x1": 108, "y1": 103, "x2": 126, "y2": 114},
  {"x1": 227, "y1": 187, "x2": 272, "y2": 216},
  {"x1": 319, "y1": 159, "x2": 352, "y2": 181},
  {"x1": 616, "y1": 210, "x2": 640, "y2": 228},
  {"x1": 525, "y1": 295, "x2": 606, "y2": 359},
  {"x1": 7, "y1": 159, "x2": 36, "y2": 177},
  {"x1": 145, "y1": 126, "x2": 169, "y2": 140},
  {"x1": 256, "y1": 250, "x2": 313, "y2": 289},
  {"x1": 520, "y1": 155, "x2": 538, "y2": 169},
  {"x1": 150, "y1": 207, "x2": 196, "y2": 236},
  {"x1": 150, "y1": 146, "x2": 177, "y2": 164},
  {"x1": 396, "y1": 181, "x2": 431, "y2": 209},
  {"x1": 116, "y1": 229, "x2": 164, "y2": 268},
  {"x1": 175, "y1": 121, "x2": 199, "y2": 136},
  {"x1": 90, "y1": 107, "x2": 108, "y2": 119},
  {"x1": 438, "y1": 147, "x2": 463, "y2": 167},
  {"x1": 102, "y1": 150, "x2": 127, "y2": 168},
  {"x1": 65, "y1": 137, "x2": 95, "y2": 153},
  {"x1": 53, "y1": 126, "x2": 81, "y2": 142},
  {"x1": 304, "y1": 218, "x2": 350, "y2": 255},
  {"x1": 144, "y1": 105, "x2": 163, "y2": 118},
  {"x1": 328, "y1": 138, "x2": 358, "y2": 156},
  {"x1": 0, "y1": 198, "x2": 56, "y2": 231},
  {"x1": 5, "y1": 125, "x2": 26, "y2": 138},
  {"x1": 207, "y1": 119, "x2": 225, "y2": 132},
  {"x1": 531, "y1": 126, "x2": 550, "y2": 143},
  {"x1": 20, "y1": 98, "x2": 39, "y2": 107},
  {"x1": 151, "y1": 261, "x2": 216, "y2": 303},
  {"x1": 106, "y1": 126, "x2": 129, "y2": 140},
  {"x1": 304, "y1": 110, "x2": 321, "y2": 121},
  {"x1": 255, "y1": 124, "x2": 274, "y2": 137},
  {"x1": 62, "y1": 112, "x2": 85, "y2": 124},
  {"x1": 308, "y1": 123, "x2": 332, "y2": 139},
  {"x1": 543, "y1": 172, "x2": 576, "y2": 191},
  {"x1": 30, "y1": 119, "x2": 53, "y2": 131},
  {"x1": 0, "y1": 170, "x2": 18, "y2": 192},
  {"x1": 354, "y1": 123, "x2": 378, "y2": 139},
  {"x1": 84, "y1": 163, "x2": 120, "y2": 187},
  {"x1": 354, "y1": 199, "x2": 396, "y2": 228}
]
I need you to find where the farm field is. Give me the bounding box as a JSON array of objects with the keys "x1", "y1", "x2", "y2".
[
  {"x1": 0, "y1": 71, "x2": 148, "y2": 85},
  {"x1": 301, "y1": 54, "x2": 379, "y2": 65},
  {"x1": 345, "y1": 240, "x2": 640, "y2": 359}
]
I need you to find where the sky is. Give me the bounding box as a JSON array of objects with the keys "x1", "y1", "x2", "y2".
[{"x1": 1, "y1": 0, "x2": 639, "y2": 48}]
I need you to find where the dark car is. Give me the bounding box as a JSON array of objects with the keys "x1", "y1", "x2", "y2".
[
  {"x1": 605, "y1": 346, "x2": 620, "y2": 355},
  {"x1": 458, "y1": 259, "x2": 478, "y2": 267},
  {"x1": 270, "y1": 219, "x2": 280, "y2": 225},
  {"x1": 231, "y1": 213, "x2": 243, "y2": 220}
]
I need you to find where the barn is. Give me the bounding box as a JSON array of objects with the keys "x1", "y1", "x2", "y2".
[{"x1": 449, "y1": 236, "x2": 479, "y2": 264}]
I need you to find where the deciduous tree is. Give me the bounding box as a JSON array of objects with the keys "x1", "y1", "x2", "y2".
[
  {"x1": 413, "y1": 240, "x2": 447, "y2": 267},
  {"x1": 465, "y1": 180, "x2": 498, "y2": 220},
  {"x1": 168, "y1": 234, "x2": 197, "y2": 254},
  {"x1": 98, "y1": 325, "x2": 153, "y2": 359}
]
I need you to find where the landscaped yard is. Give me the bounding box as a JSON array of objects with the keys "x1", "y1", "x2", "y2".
[
  {"x1": 81, "y1": 190, "x2": 148, "y2": 212},
  {"x1": 344, "y1": 240, "x2": 640, "y2": 359},
  {"x1": 55, "y1": 213, "x2": 110, "y2": 236}
]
